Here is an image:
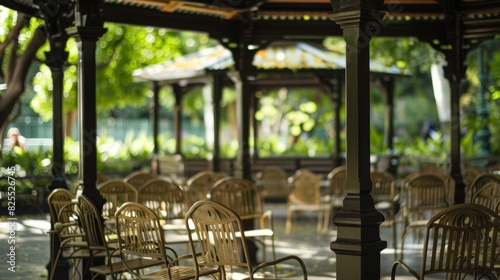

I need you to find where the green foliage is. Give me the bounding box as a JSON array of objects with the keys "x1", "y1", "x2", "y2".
[
  {"x1": 370, "y1": 125, "x2": 386, "y2": 154},
  {"x1": 31, "y1": 24, "x2": 190, "y2": 120}
]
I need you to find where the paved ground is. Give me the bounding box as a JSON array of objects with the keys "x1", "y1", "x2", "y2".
[{"x1": 0, "y1": 203, "x2": 426, "y2": 280}]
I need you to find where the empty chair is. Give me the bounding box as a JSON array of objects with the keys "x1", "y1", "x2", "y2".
[
  {"x1": 323, "y1": 166, "x2": 346, "y2": 232},
  {"x1": 78, "y1": 195, "x2": 163, "y2": 280},
  {"x1": 47, "y1": 189, "x2": 88, "y2": 280},
  {"x1": 370, "y1": 171, "x2": 399, "y2": 249},
  {"x1": 463, "y1": 167, "x2": 485, "y2": 201},
  {"x1": 123, "y1": 170, "x2": 156, "y2": 190},
  {"x1": 391, "y1": 203, "x2": 500, "y2": 279},
  {"x1": 471, "y1": 181, "x2": 500, "y2": 213},
  {"x1": 97, "y1": 180, "x2": 138, "y2": 222},
  {"x1": 285, "y1": 169, "x2": 327, "y2": 234},
  {"x1": 468, "y1": 173, "x2": 500, "y2": 202},
  {"x1": 186, "y1": 200, "x2": 308, "y2": 279},
  {"x1": 463, "y1": 167, "x2": 484, "y2": 187},
  {"x1": 137, "y1": 178, "x2": 189, "y2": 235},
  {"x1": 209, "y1": 177, "x2": 276, "y2": 265},
  {"x1": 400, "y1": 173, "x2": 455, "y2": 259},
  {"x1": 255, "y1": 165, "x2": 289, "y2": 201},
  {"x1": 97, "y1": 172, "x2": 109, "y2": 184},
  {"x1": 114, "y1": 202, "x2": 219, "y2": 279},
  {"x1": 152, "y1": 154, "x2": 186, "y2": 184},
  {"x1": 185, "y1": 170, "x2": 226, "y2": 206}
]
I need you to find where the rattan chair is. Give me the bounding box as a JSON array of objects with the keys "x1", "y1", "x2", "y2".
[
  {"x1": 370, "y1": 171, "x2": 399, "y2": 249},
  {"x1": 186, "y1": 200, "x2": 308, "y2": 279},
  {"x1": 185, "y1": 171, "x2": 226, "y2": 206},
  {"x1": 115, "y1": 202, "x2": 219, "y2": 279},
  {"x1": 137, "y1": 178, "x2": 190, "y2": 240},
  {"x1": 463, "y1": 168, "x2": 485, "y2": 201},
  {"x1": 78, "y1": 195, "x2": 164, "y2": 280},
  {"x1": 123, "y1": 170, "x2": 157, "y2": 190},
  {"x1": 400, "y1": 173, "x2": 455, "y2": 259},
  {"x1": 323, "y1": 166, "x2": 346, "y2": 233},
  {"x1": 255, "y1": 166, "x2": 289, "y2": 201},
  {"x1": 97, "y1": 172, "x2": 109, "y2": 184},
  {"x1": 391, "y1": 203, "x2": 500, "y2": 279},
  {"x1": 97, "y1": 179, "x2": 138, "y2": 222},
  {"x1": 209, "y1": 177, "x2": 276, "y2": 265},
  {"x1": 285, "y1": 169, "x2": 327, "y2": 234},
  {"x1": 471, "y1": 181, "x2": 500, "y2": 213},
  {"x1": 47, "y1": 189, "x2": 88, "y2": 280},
  {"x1": 469, "y1": 173, "x2": 500, "y2": 203}
]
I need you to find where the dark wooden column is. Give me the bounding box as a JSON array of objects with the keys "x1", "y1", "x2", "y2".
[
  {"x1": 330, "y1": 1, "x2": 387, "y2": 279},
  {"x1": 379, "y1": 76, "x2": 395, "y2": 153},
  {"x1": 229, "y1": 25, "x2": 257, "y2": 181},
  {"x1": 226, "y1": 18, "x2": 258, "y2": 264},
  {"x1": 212, "y1": 74, "x2": 223, "y2": 172},
  {"x1": 66, "y1": 1, "x2": 107, "y2": 279},
  {"x1": 151, "y1": 81, "x2": 161, "y2": 156},
  {"x1": 44, "y1": 5, "x2": 70, "y2": 191},
  {"x1": 441, "y1": 5, "x2": 467, "y2": 204},
  {"x1": 40, "y1": 2, "x2": 72, "y2": 278},
  {"x1": 321, "y1": 73, "x2": 343, "y2": 167},
  {"x1": 172, "y1": 83, "x2": 183, "y2": 155},
  {"x1": 333, "y1": 75, "x2": 343, "y2": 167},
  {"x1": 250, "y1": 84, "x2": 258, "y2": 159},
  {"x1": 66, "y1": 0, "x2": 106, "y2": 207}
]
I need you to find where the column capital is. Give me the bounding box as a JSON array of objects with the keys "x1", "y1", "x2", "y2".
[
  {"x1": 330, "y1": 0, "x2": 385, "y2": 29},
  {"x1": 66, "y1": 26, "x2": 107, "y2": 42}
]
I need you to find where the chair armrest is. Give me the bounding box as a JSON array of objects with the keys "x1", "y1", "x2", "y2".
[
  {"x1": 251, "y1": 255, "x2": 308, "y2": 279},
  {"x1": 391, "y1": 259, "x2": 419, "y2": 280},
  {"x1": 164, "y1": 245, "x2": 179, "y2": 262},
  {"x1": 168, "y1": 252, "x2": 203, "y2": 267},
  {"x1": 260, "y1": 210, "x2": 274, "y2": 230}
]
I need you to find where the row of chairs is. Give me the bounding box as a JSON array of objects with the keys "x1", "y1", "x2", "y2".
[
  {"x1": 48, "y1": 188, "x2": 308, "y2": 279},
  {"x1": 399, "y1": 170, "x2": 500, "y2": 261}
]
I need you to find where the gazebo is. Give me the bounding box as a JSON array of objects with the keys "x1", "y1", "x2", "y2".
[
  {"x1": 133, "y1": 40, "x2": 404, "y2": 174},
  {"x1": 2, "y1": 0, "x2": 500, "y2": 279}
]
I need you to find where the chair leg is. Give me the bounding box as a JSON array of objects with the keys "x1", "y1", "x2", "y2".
[
  {"x1": 49, "y1": 251, "x2": 60, "y2": 280},
  {"x1": 322, "y1": 206, "x2": 331, "y2": 234},
  {"x1": 316, "y1": 208, "x2": 324, "y2": 233},
  {"x1": 285, "y1": 208, "x2": 293, "y2": 234}
]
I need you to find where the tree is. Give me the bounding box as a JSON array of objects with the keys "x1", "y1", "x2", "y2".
[
  {"x1": 0, "y1": 9, "x2": 46, "y2": 154},
  {"x1": 30, "y1": 23, "x2": 197, "y2": 136}
]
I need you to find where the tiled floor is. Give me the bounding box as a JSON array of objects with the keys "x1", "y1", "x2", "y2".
[{"x1": 0, "y1": 203, "x2": 429, "y2": 279}]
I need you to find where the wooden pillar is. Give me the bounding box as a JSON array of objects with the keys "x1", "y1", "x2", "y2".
[
  {"x1": 232, "y1": 69, "x2": 252, "y2": 180},
  {"x1": 330, "y1": 1, "x2": 387, "y2": 279},
  {"x1": 333, "y1": 76, "x2": 343, "y2": 167},
  {"x1": 251, "y1": 85, "x2": 258, "y2": 159},
  {"x1": 380, "y1": 76, "x2": 395, "y2": 153},
  {"x1": 226, "y1": 18, "x2": 258, "y2": 263},
  {"x1": 441, "y1": 8, "x2": 467, "y2": 204},
  {"x1": 213, "y1": 74, "x2": 223, "y2": 172},
  {"x1": 152, "y1": 82, "x2": 161, "y2": 155},
  {"x1": 326, "y1": 73, "x2": 343, "y2": 167},
  {"x1": 42, "y1": 2, "x2": 72, "y2": 278},
  {"x1": 66, "y1": 0, "x2": 106, "y2": 206},
  {"x1": 66, "y1": 1, "x2": 107, "y2": 278},
  {"x1": 229, "y1": 28, "x2": 256, "y2": 181},
  {"x1": 172, "y1": 83, "x2": 183, "y2": 155}
]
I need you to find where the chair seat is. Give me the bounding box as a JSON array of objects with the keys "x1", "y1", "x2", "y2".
[
  {"x1": 139, "y1": 264, "x2": 219, "y2": 280},
  {"x1": 374, "y1": 201, "x2": 391, "y2": 210},
  {"x1": 165, "y1": 233, "x2": 196, "y2": 244},
  {"x1": 237, "y1": 229, "x2": 274, "y2": 238},
  {"x1": 89, "y1": 258, "x2": 165, "y2": 275},
  {"x1": 162, "y1": 223, "x2": 187, "y2": 231}
]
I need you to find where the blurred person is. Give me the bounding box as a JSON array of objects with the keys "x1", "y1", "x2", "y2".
[{"x1": 7, "y1": 127, "x2": 26, "y2": 150}]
